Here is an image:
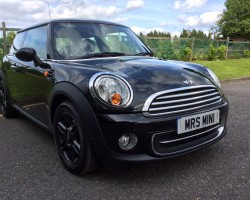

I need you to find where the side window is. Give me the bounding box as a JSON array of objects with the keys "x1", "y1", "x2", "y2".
[
  {"x1": 9, "y1": 31, "x2": 27, "y2": 54},
  {"x1": 22, "y1": 25, "x2": 48, "y2": 59}
]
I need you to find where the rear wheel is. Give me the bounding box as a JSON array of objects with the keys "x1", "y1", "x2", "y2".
[
  {"x1": 54, "y1": 101, "x2": 98, "y2": 175},
  {"x1": 0, "y1": 80, "x2": 18, "y2": 118}
]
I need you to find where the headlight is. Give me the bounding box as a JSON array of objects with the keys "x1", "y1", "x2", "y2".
[
  {"x1": 207, "y1": 68, "x2": 221, "y2": 88},
  {"x1": 89, "y1": 72, "x2": 133, "y2": 107}
]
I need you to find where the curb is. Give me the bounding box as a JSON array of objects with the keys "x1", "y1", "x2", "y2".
[{"x1": 221, "y1": 77, "x2": 250, "y2": 83}]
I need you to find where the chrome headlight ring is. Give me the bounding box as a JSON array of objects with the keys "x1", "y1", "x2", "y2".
[{"x1": 89, "y1": 72, "x2": 133, "y2": 107}]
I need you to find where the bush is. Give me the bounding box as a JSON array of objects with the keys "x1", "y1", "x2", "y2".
[
  {"x1": 207, "y1": 44, "x2": 227, "y2": 60},
  {"x1": 217, "y1": 45, "x2": 227, "y2": 59},
  {"x1": 207, "y1": 43, "x2": 218, "y2": 60},
  {"x1": 243, "y1": 49, "x2": 250, "y2": 58},
  {"x1": 179, "y1": 47, "x2": 193, "y2": 61}
]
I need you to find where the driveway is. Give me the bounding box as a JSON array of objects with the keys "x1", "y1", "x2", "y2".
[{"x1": 0, "y1": 79, "x2": 249, "y2": 200}]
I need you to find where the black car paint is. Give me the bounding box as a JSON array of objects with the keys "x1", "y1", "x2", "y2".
[
  {"x1": 2, "y1": 54, "x2": 219, "y2": 116},
  {"x1": 1, "y1": 55, "x2": 53, "y2": 125},
  {"x1": 0, "y1": 20, "x2": 228, "y2": 168},
  {"x1": 54, "y1": 57, "x2": 219, "y2": 113}
]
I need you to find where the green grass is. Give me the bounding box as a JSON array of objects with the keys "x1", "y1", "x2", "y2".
[{"x1": 196, "y1": 58, "x2": 250, "y2": 81}]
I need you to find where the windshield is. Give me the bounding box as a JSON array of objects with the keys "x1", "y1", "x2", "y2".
[{"x1": 53, "y1": 22, "x2": 150, "y2": 60}]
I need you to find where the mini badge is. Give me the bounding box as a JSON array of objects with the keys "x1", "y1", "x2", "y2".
[{"x1": 183, "y1": 80, "x2": 193, "y2": 85}]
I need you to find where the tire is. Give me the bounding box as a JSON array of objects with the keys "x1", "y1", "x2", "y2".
[
  {"x1": 0, "y1": 80, "x2": 18, "y2": 118},
  {"x1": 53, "y1": 101, "x2": 98, "y2": 175}
]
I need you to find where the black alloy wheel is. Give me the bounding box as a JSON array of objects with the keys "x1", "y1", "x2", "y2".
[
  {"x1": 0, "y1": 81, "x2": 17, "y2": 118},
  {"x1": 57, "y1": 112, "x2": 80, "y2": 165},
  {"x1": 54, "y1": 101, "x2": 97, "y2": 175}
]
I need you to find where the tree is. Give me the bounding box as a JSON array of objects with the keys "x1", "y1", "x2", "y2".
[
  {"x1": 146, "y1": 30, "x2": 171, "y2": 37},
  {"x1": 180, "y1": 29, "x2": 190, "y2": 38},
  {"x1": 7, "y1": 31, "x2": 16, "y2": 45},
  {"x1": 147, "y1": 31, "x2": 154, "y2": 37},
  {"x1": 197, "y1": 30, "x2": 207, "y2": 38},
  {"x1": 217, "y1": 0, "x2": 250, "y2": 38},
  {"x1": 189, "y1": 29, "x2": 198, "y2": 38},
  {"x1": 153, "y1": 30, "x2": 157, "y2": 36},
  {"x1": 180, "y1": 28, "x2": 208, "y2": 38}
]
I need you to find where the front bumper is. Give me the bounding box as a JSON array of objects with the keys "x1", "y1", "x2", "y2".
[{"x1": 91, "y1": 99, "x2": 229, "y2": 167}]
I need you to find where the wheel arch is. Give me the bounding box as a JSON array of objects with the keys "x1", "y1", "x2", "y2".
[{"x1": 49, "y1": 82, "x2": 104, "y2": 140}]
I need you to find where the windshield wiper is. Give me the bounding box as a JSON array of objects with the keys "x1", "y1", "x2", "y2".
[
  {"x1": 134, "y1": 51, "x2": 153, "y2": 56},
  {"x1": 79, "y1": 52, "x2": 126, "y2": 59}
]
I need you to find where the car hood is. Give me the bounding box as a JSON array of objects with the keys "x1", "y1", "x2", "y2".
[{"x1": 56, "y1": 56, "x2": 216, "y2": 111}]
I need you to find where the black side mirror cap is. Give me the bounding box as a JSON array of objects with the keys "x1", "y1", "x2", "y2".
[
  {"x1": 15, "y1": 48, "x2": 50, "y2": 69},
  {"x1": 16, "y1": 47, "x2": 36, "y2": 62}
]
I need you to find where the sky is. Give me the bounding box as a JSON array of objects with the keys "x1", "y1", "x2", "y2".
[{"x1": 0, "y1": 0, "x2": 226, "y2": 37}]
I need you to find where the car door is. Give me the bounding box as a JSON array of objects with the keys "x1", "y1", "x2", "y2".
[
  {"x1": 2, "y1": 31, "x2": 26, "y2": 95},
  {"x1": 7, "y1": 25, "x2": 53, "y2": 125}
]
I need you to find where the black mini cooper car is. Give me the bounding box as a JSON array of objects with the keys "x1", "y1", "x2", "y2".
[{"x1": 0, "y1": 19, "x2": 228, "y2": 175}]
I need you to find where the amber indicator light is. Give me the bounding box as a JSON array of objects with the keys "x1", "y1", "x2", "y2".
[
  {"x1": 111, "y1": 93, "x2": 122, "y2": 105},
  {"x1": 44, "y1": 71, "x2": 49, "y2": 77}
]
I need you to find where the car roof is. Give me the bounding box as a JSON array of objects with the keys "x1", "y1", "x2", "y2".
[{"x1": 18, "y1": 19, "x2": 127, "y2": 33}]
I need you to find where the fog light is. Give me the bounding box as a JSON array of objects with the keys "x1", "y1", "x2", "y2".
[
  {"x1": 118, "y1": 133, "x2": 138, "y2": 150},
  {"x1": 118, "y1": 134, "x2": 130, "y2": 147}
]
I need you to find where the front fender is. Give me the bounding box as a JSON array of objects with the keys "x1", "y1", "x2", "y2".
[{"x1": 49, "y1": 82, "x2": 104, "y2": 140}]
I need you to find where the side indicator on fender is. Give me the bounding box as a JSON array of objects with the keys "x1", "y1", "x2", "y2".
[{"x1": 44, "y1": 71, "x2": 49, "y2": 77}]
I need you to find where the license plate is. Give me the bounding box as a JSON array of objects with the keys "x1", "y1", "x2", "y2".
[{"x1": 177, "y1": 110, "x2": 220, "y2": 134}]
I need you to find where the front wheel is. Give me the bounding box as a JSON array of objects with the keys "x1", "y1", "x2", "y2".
[
  {"x1": 53, "y1": 101, "x2": 98, "y2": 175},
  {"x1": 0, "y1": 80, "x2": 18, "y2": 118}
]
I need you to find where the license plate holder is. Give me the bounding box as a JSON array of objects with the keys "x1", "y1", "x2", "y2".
[{"x1": 177, "y1": 110, "x2": 220, "y2": 134}]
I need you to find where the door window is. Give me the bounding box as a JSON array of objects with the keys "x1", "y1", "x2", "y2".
[
  {"x1": 22, "y1": 25, "x2": 48, "y2": 59},
  {"x1": 9, "y1": 31, "x2": 27, "y2": 54}
]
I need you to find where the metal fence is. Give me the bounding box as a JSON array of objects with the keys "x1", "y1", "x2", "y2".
[
  {"x1": 227, "y1": 41, "x2": 250, "y2": 58},
  {"x1": 140, "y1": 36, "x2": 250, "y2": 60}
]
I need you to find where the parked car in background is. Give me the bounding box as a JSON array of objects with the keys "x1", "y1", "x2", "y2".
[{"x1": 0, "y1": 19, "x2": 229, "y2": 175}]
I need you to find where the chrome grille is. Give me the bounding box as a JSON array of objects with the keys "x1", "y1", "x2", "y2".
[
  {"x1": 142, "y1": 85, "x2": 222, "y2": 117},
  {"x1": 152, "y1": 126, "x2": 224, "y2": 156}
]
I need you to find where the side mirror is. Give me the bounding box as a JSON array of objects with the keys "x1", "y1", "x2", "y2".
[
  {"x1": 15, "y1": 48, "x2": 50, "y2": 69},
  {"x1": 16, "y1": 47, "x2": 36, "y2": 62}
]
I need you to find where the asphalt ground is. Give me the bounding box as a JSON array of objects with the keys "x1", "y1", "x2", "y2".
[{"x1": 0, "y1": 79, "x2": 249, "y2": 200}]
